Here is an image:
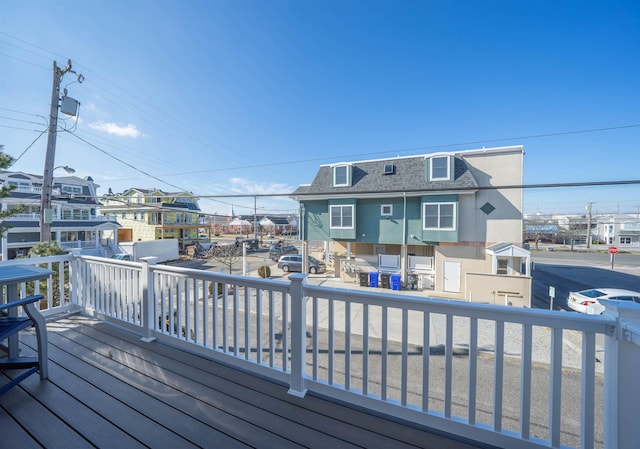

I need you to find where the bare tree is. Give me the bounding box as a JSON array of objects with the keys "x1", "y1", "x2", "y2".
[
  {"x1": 210, "y1": 243, "x2": 243, "y2": 274},
  {"x1": 558, "y1": 217, "x2": 585, "y2": 251},
  {"x1": 525, "y1": 214, "x2": 546, "y2": 250}
]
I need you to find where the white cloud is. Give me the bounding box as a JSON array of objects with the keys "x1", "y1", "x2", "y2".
[
  {"x1": 88, "y1": 121, "x2": 142, "y2": 138},
  {"x1": 227, "y1": 177, "x2": 292, "y2": 194}
]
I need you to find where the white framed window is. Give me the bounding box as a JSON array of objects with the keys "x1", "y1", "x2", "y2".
[
  {"x1": 333, "y1": 164, "x2": 350, "y2": 187},
  {"x1": 430, "y1": 156, "x2": 450, "y2": 181},
  {"x1": 330, "y1": 205, "x2": 354, "y2": 229},
  {"x1": 620, "y1": 237, "x2": 632, "y2": 244},
  {"x1": 381, "y1": 204, "x2": 393, "y2": 216},
  {"x1": 61, "y1": 185, "x2": 83, "y2": 195},
  {"x1": 8, "y1": 180, "x2": 31, "y2": 190},
  {"x1": 423, "y1": 202, "x2": 456, "y2": 230},
  {"x1": 497, "y1": 258, "x2": 509, "y2": 275}
]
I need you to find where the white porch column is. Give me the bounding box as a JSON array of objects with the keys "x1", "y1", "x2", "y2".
[
  {"x1": 603, "y1": 302, "x2": 640, "y2": 449},
  {"x1": 140, "y1": 256, "x2": 158, "y2": 342}
]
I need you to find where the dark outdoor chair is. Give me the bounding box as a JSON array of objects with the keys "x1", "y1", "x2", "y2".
[{"x1": 0, "y1": 294, "x2": 48, "y2": 395}]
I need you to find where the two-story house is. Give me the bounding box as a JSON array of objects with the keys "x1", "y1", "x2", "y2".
[
  {"x1": 99, "y1": 188, "x2": 201, "y2": 251},
  {"x1": 0, "y1": 170, "x2": 120, "y2": 260},
  {"x1": 596, "y1": 214, "x2": 640, "y2": 247},
  {"x1": 292, "y1": 145, "x2": 531, "y2": 304}
]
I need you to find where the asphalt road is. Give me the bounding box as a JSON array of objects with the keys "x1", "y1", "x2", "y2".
[{"x1": 531, "y1": 249, "x2": 640, "y2": 310}]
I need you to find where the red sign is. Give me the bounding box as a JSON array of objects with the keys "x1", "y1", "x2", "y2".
[{"x1": 608, "y1": 246, "x2": 618, "y2": 254}]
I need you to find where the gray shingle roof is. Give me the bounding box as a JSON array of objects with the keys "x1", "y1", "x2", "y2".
[{"x1": 292, "y1": 155, "x2": 479, "y2": 197}]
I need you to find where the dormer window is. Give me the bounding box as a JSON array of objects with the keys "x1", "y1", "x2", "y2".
[
  {"x1": 333, "y1": 164, "x2": 351, "y2": 187},
  {"x1": 430, "y1": 156, "x2": 450, "y2": 181}
]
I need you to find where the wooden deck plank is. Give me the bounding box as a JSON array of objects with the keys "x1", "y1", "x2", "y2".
[
  {"x1": 15, "y1": 370, "x2": 149, "y2": 449},
  {"x1": 0, "y1": 389, "x2": 42, "y2": 449},
  {"x1": 70, "y1": 315, "x2": 483, "y2": 449},
  {"x1": 50, "y1": 318, "x2": 348, "y2": 449},
  {"x1": 3, "y1": 314, "x2": 489, "y2": 449},
  {"x1": 70, "y1": 317, "x2": 429, "y2": 449},
  {"x1": 0, "y1": 378, "x2": 94, "y2": 449},
  {"x1": 20, "y1": 329, "x2": 255, "y2": 449}
]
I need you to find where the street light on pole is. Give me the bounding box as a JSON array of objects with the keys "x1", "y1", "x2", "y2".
[
  {"x1": 40, "y1": 60, "x2": 82, "y2": 243},
  {"x1": 54, "y1": 165, "x2": 75, "y2": 174}
]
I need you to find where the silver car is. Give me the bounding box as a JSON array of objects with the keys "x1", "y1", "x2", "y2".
[{"x1": 277, "y1": 254, "x2": 326, "y2": 274}]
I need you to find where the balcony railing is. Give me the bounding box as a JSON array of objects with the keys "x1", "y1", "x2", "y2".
[
  {"x1": 3, "y1": 252, "x2": 640, "y2": 448},
  {"x1": 3, "y1": 213, "x2": 117, "y2": 222}
]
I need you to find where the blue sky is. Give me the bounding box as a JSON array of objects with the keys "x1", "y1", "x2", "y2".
[{"x1": 1, "y1": 1, "x2": 639, "y2": 217}]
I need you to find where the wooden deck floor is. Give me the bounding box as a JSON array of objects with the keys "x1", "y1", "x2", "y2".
[{"x1": 0, "y1": 313, "x2": 488, "y2": 449}]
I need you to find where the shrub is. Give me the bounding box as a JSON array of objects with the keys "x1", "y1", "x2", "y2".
[
  {"x1": 258, "y1": 265, "x2": 271, "y2": 278},
  {"x1": 208, "y1": 282, "x2": 224, "y2": 297}
]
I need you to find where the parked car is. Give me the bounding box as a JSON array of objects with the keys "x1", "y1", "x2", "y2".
[
  {"x1": 269, "y1": 245, "x2": 298, "y2": 261},
  {"x1": 111, "y1": 253, "x2": 132, "y2": 261},
  {"x1": 235, "y1": 237, "x2": 260, "y2": 251},
  {"x1": 567, "y1": 288, "x2": 640, "y2": 314},
  {"x1": 277, "y1": 254, "x2": 326, "y2": 274}
]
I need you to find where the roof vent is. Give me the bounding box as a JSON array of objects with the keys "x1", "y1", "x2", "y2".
[{"x1": 383, "y1": 164, "x2": 395, "y2": 175}]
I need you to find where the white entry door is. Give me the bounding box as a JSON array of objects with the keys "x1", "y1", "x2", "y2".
[{"x1": 443, "y1": 261, "x2": 461, "y2": 293}]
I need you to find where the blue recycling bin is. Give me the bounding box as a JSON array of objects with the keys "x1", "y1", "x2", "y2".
[
  {"x1": 369, "y1": 271, "x2": 379, "y2": 288},
  {"x1": 390, "y1": 273, "x2": 401, "y2": 290}
]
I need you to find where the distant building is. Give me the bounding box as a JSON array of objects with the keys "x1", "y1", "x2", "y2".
[
  {"x1": 596, "y1": 214, "x2": 640, "y2": 247},
  {"x1": 0, "y1": 170, "x2": 119, "y2": 260},
  {"x1": 99, "y1": 188, "x2": 201, "y2": 250}
]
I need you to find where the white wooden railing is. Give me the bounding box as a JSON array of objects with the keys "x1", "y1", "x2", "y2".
[{"x1": 3, "y1": 253, "x2": 640, "y2": 448}]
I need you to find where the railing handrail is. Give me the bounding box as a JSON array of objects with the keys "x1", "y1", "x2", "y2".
[{"x1": 304, "y1": 282, "x2": 615, "y2": 334}]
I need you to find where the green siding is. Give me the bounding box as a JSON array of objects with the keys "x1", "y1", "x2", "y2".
[
  {"x1": 302, "y1": 194, "x2": 460, "y2": 245},
  {"x1": 302, "y1": 201, "x2": 330, "y2": 241},
  {"x1": 357, "y1": 198, "x2": 405, "y2": 244}
]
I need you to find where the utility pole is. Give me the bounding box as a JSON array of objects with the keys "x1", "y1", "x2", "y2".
[
  {"x1": 40, "y1": 60, "x2": 82, "y2": 243},
  {"x1": 586, "y1": 201, "x2": 593, "y2": 249},
  {"x1": 253, "y1": 196, "x2": 258, "y2": 239}
]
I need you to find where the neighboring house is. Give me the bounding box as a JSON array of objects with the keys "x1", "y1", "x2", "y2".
[
  {"x1": 258, "y1": 215, "x2": 294, "y2": 235},
  {"x1": 0, "y1": 170, "x2": 120, "y2": 260},
  {"x1": 200, "y1": 213, "x2": 231, "y2": 236},
  {"x1": 554, "y1": 214, "x2": 596, "y2": 245},
  {"x1": 227, "y1": 216, "x2": 254, "y2": 234},
  {"x1": 596, "y1": 214, "x2": 640, "y2": 247},
  {"x1": 291, "y1": 145, "x2": 531, "y2": 304},
  {"x1": 99, "y1": 188, "x2": 201, "y2": 250}
]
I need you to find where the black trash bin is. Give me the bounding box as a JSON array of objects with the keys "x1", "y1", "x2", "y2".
[
  {"x1": 358, "y1": 272, "x2": 369, "y2": 287},
  {"x1": 380, "y1": 273, "x2": 390, "y2": 289}
]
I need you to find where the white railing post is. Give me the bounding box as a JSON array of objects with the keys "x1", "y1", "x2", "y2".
[
  {"x1": 69, "y1": 249, "x2": 83, "y2": 312},
  {"x1": 288, "y1": 273, "x2": 308, "y2": 397},
  {"x1": 603, "y1": 301, "x2": 640, "y2": 449},
  {"x1": 140, "y1": 256, "x2": 158, "y2": 342}
]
